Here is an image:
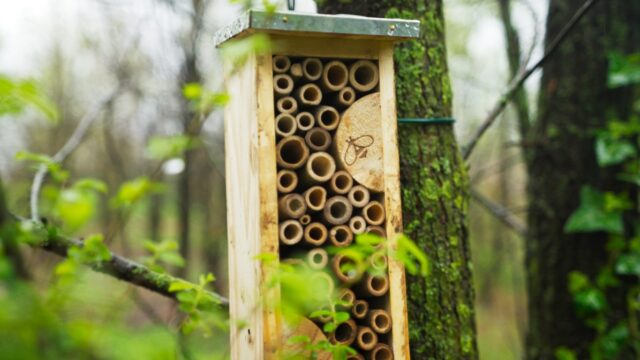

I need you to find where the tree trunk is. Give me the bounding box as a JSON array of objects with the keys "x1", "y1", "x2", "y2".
[
  {"x1": 319, "y1": 1, "x2": 478, "y2": 358},
  {"x1": 525, "y1": 1, "x2": 640, "y2": 358}
]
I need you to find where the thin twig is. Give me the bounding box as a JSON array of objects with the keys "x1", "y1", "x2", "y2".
[
  {"x1": 30, "y1": 86, "x2": 123, "y2": 221},
  {"x1": 462, "y1": 0, "x2": 599, "y2": 160},
  {"x1": 471, "y1": 188, "x2": 527, "y2": 237}
]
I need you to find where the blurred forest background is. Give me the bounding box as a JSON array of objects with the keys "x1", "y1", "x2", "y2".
[{"x1": 0, "y1": 0, "x2": 548, "y2": 358}]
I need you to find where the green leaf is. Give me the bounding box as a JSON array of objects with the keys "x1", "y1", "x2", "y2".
[
  {"x1": 73, "y1": 178, "x2": 108, "y2": 193},
  {"x1": 146, "y1": 135, "x2": 198, "y2": 159},
  {"x1": 287, "y1": 335, "x2": 311, "y2": 345},
  {"x1": 615, "y1": 253, "x2": 640, "y2": 277},
  {"x1": 55, "y1": 189, "x2": 96, "y2": 231},
  {"x1": 182, "y1": 83, "x2": 202, "y2": 100},
  {"x1": 113, "y1": 177, "x2": 163, "y2": 207},
  {"x1": 564, "y1": 186, "x2": 624, "y2": 234},
  {"x1": 220, "y1": 34, "x2": 271, "y2": 70},
  {"x1": 554, "y1": 347, "x2": 577, "y2": 360},
  {"x1": 574, "y1": 288, "x2": 607, "y2": 314},
  {"x1": 0, "y1": 75, "x2": 59, "y2": 121},
  {"x1": 568, "y1": 271, "x2": 590, "y2": 294},
  {"x1": 608, "y1": 52, "x2": 640, "y2": 88},
  {"x1": 595, "y1": 133, "x2": 636, "y2": 166},
  {"x1": 169, "y1": 281, "x2": 195, "y2": 293}
]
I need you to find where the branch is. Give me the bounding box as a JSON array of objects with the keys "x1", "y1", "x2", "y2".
[
  {"x1": 30, "y1": 86, "x2": 123, "y2": 221},
  {"x1": 462, "y1": 0, "x2": 599, "y2": 160},
  {"x1": 9, "y1": 212, "x2": 229, "y2": 307},
  {"x1": 471, "y1": 188, "x2": 527, "y2": 237}
]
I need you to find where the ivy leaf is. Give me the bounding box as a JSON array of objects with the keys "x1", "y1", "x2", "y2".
[
  {"x1": 555, "y1": 347, "x2": 577, "y2": 360},
  {"x1": 573, "y1": 288, "x2": 607, "y2": 314},
  {"x1": 608, "y1": 52, "x2": 640, "y2": 88},
  {"x1": 568, "y1": 271, "x2": 590, "y2": 294},
  {"x1": 595, "y1": 133, "x2": 636, "y2": 166},
  {"x1": 564, "y1": 186, "x2": 624, "y2": 234},
  {"x1": 615, "y1": 253, "x2": 640, "y2": 277}
]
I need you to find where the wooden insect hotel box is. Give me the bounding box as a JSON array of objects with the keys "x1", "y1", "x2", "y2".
[{"x1": 214, "y1": 10, "x2": 420, "y2": 360}]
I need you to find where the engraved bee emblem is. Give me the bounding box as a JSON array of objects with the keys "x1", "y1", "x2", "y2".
[{"x1": 343, "y1": 135, "x2": 375, "y2": 166}]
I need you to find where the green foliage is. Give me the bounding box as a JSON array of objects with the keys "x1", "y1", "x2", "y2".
[
  {"x1": 562, "y1": 51, "x2": 640, "y2": 358},
  {"x1": 608, "y1": 53, "x2": 640, "y2": 88},
  {"x1": 15, "y1": 151, "x2": 69, "y2": 183},
  {"x1": 0, "y1": 74, "x2": 58, "y2": 121},
  {"x1": 220, "y1": 33, "x2": 271, "y2": 72},
  {"x1": 54, "y1": 178, "x2": 107, "y2": 232},
  {"x1": 142, "y1": 239, "x2": 185, "y2": 272},
  {"x1": 182, "y1": 83, "x2": 229, "y2": 114},
  {"x1": 146, "y1": 135, "x2": 199, "y2": 160},
  {"x1": 55, "y1": 234, "x2": 111, "y2": 280},
  {"x1": 169, "y1": 273, "x2": 226, "y2": 336},
  {"x1": 112, "y1": 177, "x2": 164, "y2": 208},
  {"x1": 564, "y1": 186, "x2": 624, "y2": 234}
]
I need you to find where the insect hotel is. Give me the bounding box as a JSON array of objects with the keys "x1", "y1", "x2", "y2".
[{"x1": 214, "y1": 10, "x2": 420, "y2": 360}]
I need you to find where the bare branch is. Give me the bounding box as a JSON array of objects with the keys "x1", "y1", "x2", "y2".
[
  {"x1": 462, "y1": 0, "x2": 599, "y2": 160},
  {"x1": 30, "y1": 86, "x2": 122, "y2": 221},
  {"x1": 471, "y1": 188, "x2": 527, "y2": 237}
]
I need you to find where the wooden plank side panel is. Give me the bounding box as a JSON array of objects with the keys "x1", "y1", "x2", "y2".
[
  {"x1": 224, "y1": 54, "x2": 264, "y2": 360},
  {"x1": 378, "y1": 43, "x2": 410, "y2": 360},
  {"x1": 255, "y1": 52, "x2": 283, "y2": 359}
]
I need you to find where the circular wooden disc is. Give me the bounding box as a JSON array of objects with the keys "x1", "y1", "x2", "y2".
[
  {"x1": 335, "y1": 92, "x2": 383, "y2": 192},
  {"x1": 281, "y1": 317, "x2": 331, "y2": 359}
]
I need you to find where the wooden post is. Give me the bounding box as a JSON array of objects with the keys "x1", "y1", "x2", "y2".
[{"x1": 216, "y1": 10, "x2": 419, "y2": 360}]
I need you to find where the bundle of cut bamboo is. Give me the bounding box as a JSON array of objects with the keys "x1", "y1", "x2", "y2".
[{"x1": 273, "y1": 55, "x2": 394, "y2": 359}]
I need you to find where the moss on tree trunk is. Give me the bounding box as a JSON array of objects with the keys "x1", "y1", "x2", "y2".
[{"x1": 320, "y1": 1, "x2": 477, "y2": 358}]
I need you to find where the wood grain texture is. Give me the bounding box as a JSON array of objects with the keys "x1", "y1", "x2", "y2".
[
  {"x1": 224, "y1": 53, "x2": 263, "y2": 360},
  {"x1": 272, "y1": 35, "x2": 380, "y2": 59},
  {"x1": 379, "y1": 43, "x2": 410, "y2": 360},
  {"x1": 334, "y1": 93, "x2": 384, "y2": 192}
]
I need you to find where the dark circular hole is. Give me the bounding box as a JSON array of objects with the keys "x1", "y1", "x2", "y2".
[
  {"x1": 374, "y1": 314, "x2": 389, "y2": 329},
  {"x1": 328, "y1": 66, "x2": 346, "y2": 86},
  {"x1": 308, "y1": 189, "x2": 323, "y2": 206},
  {"x1": 281, "y1": 140, "x2": 303, "y2": 164},
  {"x1": 311, "y1": 156, "x2": 330, "y2": 176},
  {"x1": 304, "y1": 87, "x2": 319, "y2": 101},
  {"x1": 355, "y1": 66, "x2": 374, "y2": 85},
  {"x1": 371, "y1": 276, "x2": 386, "y2": 291},
  {"x1": 310, "y1": 227, "x2": 323, "y2": 240},
  {"x1": 284, "y1": 224, "x2": 299, "y2": 238},
  {"x1": 277, "y1": 117, "x2": 294, "y2": 133},
  {"x1": 310, "y1": 131, "x2": 326, "y2": 147},
  {"x1": 275, "y1": 58, "x2": 288, "y2": 70},
  {"x1": 313, "y1": 253, "x2": 323, "y2": 263},
  {"x1": 305, "y1": 61, "x2": 321, "y2": 76},
  {"x1": 335, "y1": 228, "x2": 348, "y2": 243},
  {"x1": 366, "y1": 204, "x2": 383, "y2": 221},
  {"x1": 354, "y1": 302, "x2": 366, "y2": 315},
  {"x1": 299, "y1": 114, "x2": 312, "y2": 127},
  {"x1": 330, "y1": 202, "x2": 347, "y2": 218},
  {"x1": 281, "y1": 99, "x2": 293, "y2": 110},
  {"x1": 342, "y1": 91, "x2": 353, "y2": 101},
  {"x1": 335, "y1": 174, "x2": 349, "y2": 189},
  {"x1": 354, "y1": 190, "x2": 364, "y2": 202},
  {"x1": 334, "y1": 322, "x2": 353, "y2": 342},
  {"x1": 280, "y1": 173, "x2": 293, "y2": 187},
  {"x1": 320, "y1": 110, "x2": 337, "y2": 126}
]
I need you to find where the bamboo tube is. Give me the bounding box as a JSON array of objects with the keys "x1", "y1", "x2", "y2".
[
  {"x1": 276, "y1": 96, "x2": 298, "y2": 114},
  {"x1": 302, "y1": 58, "x2": 323, "y2": 81},
  {"x1": 348, "y1": 185, "x2": 370, "y2": 208},
  {"x1": 337, "y1": 288, "x2": 355, "y2": 309},
  {"x1": 295, "y1": 83, "x2": 322, "y2": 106},
  {"x1": 331, "y1": 253, "x2": 358, "y2": 284},
  {"x1": 346, "y1": 354, "x2": 365, "y2": 360},
  {"x1": 275, "y1": 113, "x2": 297, "y2": 138},
  {"x1": 349, "y1": 216, "x2": 367, "y2": 235},
  {"x1": 276, "y1": 136, "x2": 309, "y2": 169},
  {"x1": 279, "y1": 220, "x2": 303, "y2": 245},
  {"x1": 304, "y1": 186, "x2": 327, "y2": 212},
  {"x1": 356, "y1": 326, "x2": 378, "y2": 351},
  {"x1": 349, "y1": 60, "x2": 379, "y2": 92},
  {"x1": 278, "y1": 193, "x2": 307, "y2": 220},
  {"x1": 277, "y1": 169, "x2": 298, "y2": 193},
  {"x1": 363, "y1": 201, "x2": 385, "y2": 225},
  {"x1": 330, "y1": 170, "x2": 353, "y2": 195},
  {"x1": 329, "y1": 225, "x2": 353, "y2": 247},
  {"x1": 330, "y1": 319, "x2": 357, "y2": 346},
  {"x1": 304, "y1": 128, "x2": 332, "y2": 152},
  {"x1": 331, "y1": 86, "x2": 356, "y2": 109},
  {"x1": 352, "y1": 299, "x2": 369, "y2": 319},
  {"x1": 321, "y1": 60, "x2": 349, "y2": 92},
  {"x1": 315, "y1": 105, "x2": 340, "y2": 130},
  {"x1": 299, "y1": 214, "x2": 311, "y2": 225},
  {"x1": 370, "y1": 252, "x2": 388, "y2": 272},
  {"x1": 303, "y1": 152, "x2": 336, "y2": 184},
  {"x1": 273, "y1": 74, "x2": 294, "y2": 97},
  {"x1": 304, "y1": 222, "x2": 328, "y2": 246},
  {"x1": 365, "y1": 226, "x2": 386, "y2": 238},
  {"x1": 368, "y1": 309, "x2": 392, "y2": 334},
  {"x1": 273, "y1": 55, "x2": 291, "y2": 73},
  {"x1": 290, "y1": 63, "x2": 303, "y2": 81},
  {"x1": 296, "y1": 112, "x2": 315, "y2": 132},
  {"x1": 323, "y1": 196, "x2": 353, "y2": 225},
  {"x1": 307, "y1": 248, "x2": 329, "y2": 269},
  {"x1": 356, "y1": 274, "x2": 389, "y2": 297},
  {"x1": 369, "y1": 343, "x2": 393, "y2": 360}
]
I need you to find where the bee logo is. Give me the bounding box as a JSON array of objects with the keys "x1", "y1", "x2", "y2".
[{"x1": 343, "y1": 135, "x2": 375, "y2": 166}]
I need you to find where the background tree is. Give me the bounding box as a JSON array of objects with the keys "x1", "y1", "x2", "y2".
[
  {"x1": 525, "y1": 1, "x2": 640, "y2": 358},
  {"x1": 320, "y1": 1, "x2": 478, "y2": 358}
]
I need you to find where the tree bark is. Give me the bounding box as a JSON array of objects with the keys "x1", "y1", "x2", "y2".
[
  {"x1": 320, "y1": 2, "x2": 478, "y2": 358},
  {"x1": 525, "y1": 1, "x2": 640, "y2": 358}
]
